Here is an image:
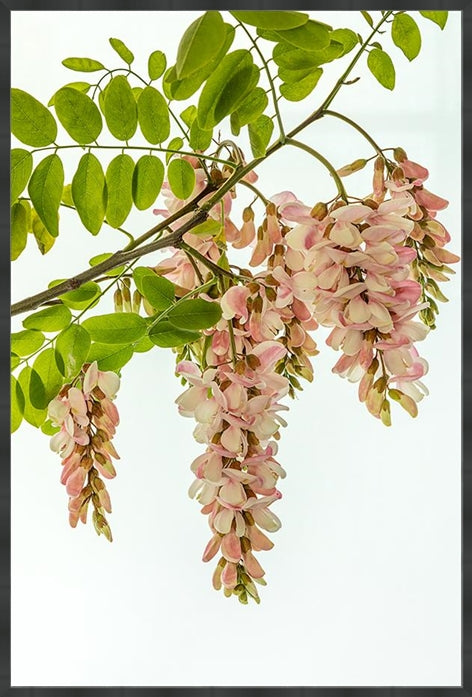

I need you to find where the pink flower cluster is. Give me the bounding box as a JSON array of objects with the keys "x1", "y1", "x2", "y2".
[
  {"x1": 150, "y1": 151, "x2": 457, "y2": 598},
  {"x1": 47, "y1": 361, "x2": 120, "y2": 541}
]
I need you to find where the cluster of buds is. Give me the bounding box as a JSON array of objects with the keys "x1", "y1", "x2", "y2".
[
  {"x1": 47, "y1": 361, "x2": 120, "y2": 541},
  {"x1": 381, "y1": 148, "x2": 460, "y2": 329}
]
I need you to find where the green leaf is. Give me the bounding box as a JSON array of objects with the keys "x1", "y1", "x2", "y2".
[
  {"x1": 392, "y1": 14, "x2": 421, "y2": 61},
  {"x1": 89, "y1": 252, "x2": 125, "y2": 277},
  {"x1": 131, "y1": 87, "x2": 143, "y2": 102},
  {"x1": 189, "y1": 120, "x2": 213, "y2": 151},
  {"x1": 11, "y1": 148, "x2": 33, "y2": 204},
  {"x1": 330, "y1": 28, "x2": 358, "y2": 56},
  {"x1": 11, "y1": 376, "x2": 24, "y2": 433},
  {"x1": 62, "y1": 183, "x2": 74, "y2": 207},
  {"x1": 164, "y1": 24, "x2": 235, "y2": 101},
  {"x1": 180, "y1": 105, "x2": 197, "y2": 128},
  {"x1": 17, "y1": 367, "x2": 46, "y2": 428},
  {"x1": 230, "y1": 11, "x2": 309, "y2": 30},
  {"x1": 167, "y1": 158, "x2": 196, "y2": 200},
  {"x1": 28, "y1": 154, "x2": 64, "y2": 238},
  {"x1": 419, "y1": 11, "x2": 448, "y2": 29},
  {"x1": 11, "y1": 353, "x2": 21, "y2": 370},
  {"x1": 33, "y1": 348, "x2": 65, "y2": 404},
  {"x1": 55, "y1": 324, "x2": 91, "y2": 377},
  {"x1": 190, "y1": 218, "x2": 222, "y2": 237},
  {"x1": 231, "y1": 87, "x2": 268, "y2": 130},
  {"x1": 197, "y1": 50, "x2": 258, "y2": 129},
  {"x1": 71, "y1": 153, "x2": 107, "y2": 235},
  {"x1": 277, "y1": 65, "x2": 314, "y2": 83},
  {"x1": 132, "y1": 155, "x2": 164, "y2": 211},
  {"x1": 176, "y1": 11, "x2": 226, "y2": 79},
  {"x1": 11, "y1": 88, "x2": 58, "y2": 147},
  {"x1": 48, "y1": 82, "x2": 91, "y2": 107},
  {"x1": 11, "y1": 329, "x2": 45, "y2": 356},
  {"x1": 59, "y1": 281, "x2": 101, "y2": 310},
  {"x1": 148, "y1": 321, "x2": 200, "y2": 348},
  {"x1": 54, "y1": 87, "x2": 103, "y2": 143},
  {"x1": 137, "y1": 86, "x2": 170, "y2": 143},
  {"x1": 104, "y1": 75, "x2": 138, "y2": 140},
  {"x1": 273, "y1": 43, "x2": 321, "y2": 70},
  {"x1": 87, "y1": 342, "x2": 133, "y2": 371},
  {"x1": 167, "y1": 298, "x2": 221, "y2": 330},
  {"x1": 140, "y1": 274, "x2": 175, "y2": 311},
  {"x1": 272, "y1": 20, "x2": 331, "y2": 51},
  {"x1": 148, "y1": 50, "x2": 167, "y2": 80},
  {"x1": 62, "y1": 57, "x2": 106, "y2": 72},
  {"x1": 29, "y1": 367, "x2": 47, "y2": 410},
  {"x1": 23, "y1": 304, "x2": 71, "y2": 332},
  {"x1": 132, "y1": 266, "x2": 159, "y2": 294},
  {"x1": 166, "y1": 137, "x2": 184, "y2": 164},
  {"x1": 280, "y1": 68, "x2": 322, "y2": 101},
  {"x1": 32, "y1": 209, "x2": 55, "y2": 255},
  {"x1": 133, "y1": 335, "x2": 154, "y2": 353},
  {"x1": 361, "y1": 11, "x2": 374, "y2": 28},
  {"x1": 82, "y1": 313, "x2": 147, "y2": 344},
  {"x1": 105, "y1": 154, "x2": 134, "y2": 228},
  {"x1": 11, "y1": 200, "x2": 29, "y2": 261},
  {"x1": 109, "y1": 37, "x2": 134, "y2": 65},
  {"x1": 248, "y1": 115, "x2": 274, "y2": 158},
  {"x1": 367, "y1": 48, "x2": 396, "y2": 90}
]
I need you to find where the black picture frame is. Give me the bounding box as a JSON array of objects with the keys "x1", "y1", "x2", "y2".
[{"x1": 5, "y1": 0, "x2": 467, "y2": 694}]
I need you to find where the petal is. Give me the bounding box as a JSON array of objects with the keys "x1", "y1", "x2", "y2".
[
  {"x1": 213, "y1": 508, "x2": 234, "y2": 534},
  {"x1": 83, "y1": 361, "x2": 98, "y2": 394},
  {"x1": 221, "y1": 531, "x2": 242, "y2": 563}
]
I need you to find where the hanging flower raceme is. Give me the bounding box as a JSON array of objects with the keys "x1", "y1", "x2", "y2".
[
  {"x1": 276, "y1": 156, "x2": 458, "y2": 424},
  {"x1": 47, "y1": 361, "x2": 120, "y2": 541}
]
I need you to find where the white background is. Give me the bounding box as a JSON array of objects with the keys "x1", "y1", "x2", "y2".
[{"x1": 11, "y1": 11, "x2": 461, "y2": 687}]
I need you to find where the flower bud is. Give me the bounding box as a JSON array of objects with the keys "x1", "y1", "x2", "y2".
[
  {"x1": 393, "y1": 147, "x2": 408, "y2": 163},
  {"x1": 336, "y1": 158, "x2": 367, "y2": 177},
  {"x1": 242, "y1": 206, "x2": 255, "y2": 223},
  {"x1": 122, "y1": 284, "x2": 132, "y2": 312},
  {"x1": 132, "y1": 290, "x2": 142, "y2": 314},
  {"x1": 310, "y1": 202, "x2": 328, "y2": 220},
  {"x1": 114, "y1": 288, "x2": 123, "y2": 312}
]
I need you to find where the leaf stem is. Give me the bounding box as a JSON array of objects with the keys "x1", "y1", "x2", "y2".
[
  {"x1": 322, "y1": 110, "x2": 386, "y2": 160},
  {"x1": 285, "y1": 138, "x2": 348, "y2": 201},
  {"x1": 236, "y1": 21, "x2": 286, "y2": 143}
]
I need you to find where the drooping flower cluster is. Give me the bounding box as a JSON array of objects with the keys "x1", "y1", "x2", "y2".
[
  {"x1": 148, "y1": 149, "x2": 457, "y2": 599},
  {"x1": 48, "y1": 361, "x2": 120, "y2": 541}
]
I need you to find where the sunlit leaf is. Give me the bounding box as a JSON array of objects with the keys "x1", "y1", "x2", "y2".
[
  {"x1": 148, "y1": 321, "x2": 200, "y2": 348},
  {"x1": 109, "y1": 37, "x2": 134, "y2": 65},
  {"x1": 11, "y1": 329, "x2": 45, "y2": 356},
  {"x1": 71, "y1": 153, "x2": 107, "y2": 235},
  {"x1": 11, "y1": 148, "x2": 33, "y2": 204},
  {"x1": 54, "y1": 87, "x2": 103, "y2": 143},
  {"x1": 230, "y1": 11, "x2": 309, "y2": 30},
  {"x1": 148, "y1": 50, "x2": 167, "y2": 80},
  {"x1": 140, "y1": 274, "x2": 175, "y2": 311},
  {"x1": 33, "y1": 348, "x2": 65, "y2": 404},
  {"x1": 11, "y1": 88, "x2": 57, "y2": 147},
  {"x1": 137, "y1": 86, "x2": 170, "y2": 143},
  {"x1": 55, "y1": 324, "x2": 91, "y2": 377},
  {"x1": 28, "y1": 154, "x2": 64, "y2": 237},
  {"x1": 419, "y1": 11, "x2": 448, "y2": 29},
  {"x1": 167, "y1": 158, "x2": 196, "y2": 200},
  {"x1": 23, "y1": 304, "x2": 71, "y2": 332},
  {"x1": 280, "y1": 68, "x2": 322, "y2": 101},
  {"x1": 105, "y1": 154, "x2": 134, "y2": 228},
  {"x1": 48, "y1": 81, "x2": 91, "y2": 107},
  {"x1": 176, "y1": 11, "x2": 226, "y2": 79},
  {"x1": 392, "y1": 14, "x2": 421, "y2": 61},
  {"x1": 132, "y1": 155, "x2": 164, "y2": 210},
  {"x1": 367, "y1": 48, "x2": 396, "y2": 90},
  {"x1": 87, "y1": 342, "x2": 133, "y2": 371},
  {"x1": 17, "y1": 366, "x2": 47, "y2": 428},
  {"x1": 167, "y1": 298, "x2": 222, "y2": 330},
  {"x1": 82, "y1": 313, "x2": 147, "y2": 344},
  {"x1": 248, "y1": 114, "x2": 274, "y2": 158},
  {"x1": 11, "y1": 200, "x2": 29, "y2": 261},
  {"x1": 62, "y1": 57, "x2": 106, "y2": 72},
  {"x1": 103, "y1": 75, "x2": 138, "y2": 140}
]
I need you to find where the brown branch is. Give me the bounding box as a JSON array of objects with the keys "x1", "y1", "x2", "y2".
[{"x1": 11, "y1": 209, "x2": 208, "y2": 316}]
